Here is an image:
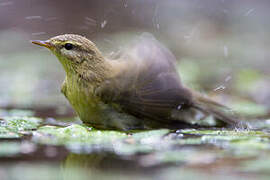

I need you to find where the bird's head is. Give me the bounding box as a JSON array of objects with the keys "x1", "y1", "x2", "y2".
[{"x1": 32, "y1": 34, "x2": 104, "y2": 75}]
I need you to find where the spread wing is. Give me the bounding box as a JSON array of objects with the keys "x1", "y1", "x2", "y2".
[{"x1": 99, "y1": 33, "x2": 193, "y2": 124}]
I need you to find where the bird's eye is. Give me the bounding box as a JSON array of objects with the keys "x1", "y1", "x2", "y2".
[{"x1": 64, "y1": 43, "x2": 73, "y2": 50}]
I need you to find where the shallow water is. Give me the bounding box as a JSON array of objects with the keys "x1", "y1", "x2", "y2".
[{"x1": 1, "y1": 110, "x2": 270, "y2": 180}]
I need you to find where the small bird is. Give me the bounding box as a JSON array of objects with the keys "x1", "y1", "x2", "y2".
[{"x1": 32, "y1": 33, "x2": 239, "y2": 130}]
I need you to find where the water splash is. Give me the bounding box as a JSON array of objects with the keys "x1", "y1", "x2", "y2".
[
  {"x1": 244, "y1": 8, "x2": 255, "y2": 16},
  {"x1": 31, "y1": 32, "x2": 46, "y2": 36},
  {"x1": 25, "y1": 16, "x2": 42, "y2": 20},
  {"x1": 223, "y1": 45, "x2": 228, "y2": 57},
  {"x1": 213, "y1": 85, "x2": 226, "y2": 92},
  {"x1": 225, "y1": 76, "x2": 232, "y2": 82},
  {"x1": 45, "y1": 17, "x2": 58, "y2": 21},
  {"x1": 101, "y1": 20, "x2": 107, "y2": 28},
  {"x1": 85, "y1": 17, "x2": 97, "y2": 26}
]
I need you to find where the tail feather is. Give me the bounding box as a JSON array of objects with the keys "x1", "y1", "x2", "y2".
[{"x1": 192, "y1": 94, "x2": 240, "y2": 126}]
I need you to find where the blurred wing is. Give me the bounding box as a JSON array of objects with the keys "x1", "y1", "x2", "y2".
[{"x1": 100, "y1": 33, "x2": 193, "y2": 123}]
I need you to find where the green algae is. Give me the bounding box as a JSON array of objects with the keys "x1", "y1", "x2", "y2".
[
  {"x1": 36, "y1": 124, "x2": 128, "y2": 145},
  {"x1": 0, "y1": 126, "x2": 20, "y2": 138},
  {"x1": 3, "y1": 116, "x2": 42, "y2": 133},
  {"x1": 0, "y1": 113, "x2": 270, "y2": 179},
  {"x1": 0, "y1": 116, "x2": 42, "y2": 138},
  {"x1": 34, "y1": 125, "x2": 170, "y2": 155},
  {"x1": 179, "y1": 129, "x2": 270, "y2": 151}
]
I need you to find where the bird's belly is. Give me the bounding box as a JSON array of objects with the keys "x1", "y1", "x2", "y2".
[
  {"x1": 63, "y1": 82, "x2": 144, "y2": 130},
  {"x1": 64, "y1": 83, "x2": 104, "y2": 125}
]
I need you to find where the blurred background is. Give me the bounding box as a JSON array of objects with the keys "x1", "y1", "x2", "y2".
[{"x1": 0, "y1": 0, "x2": 270, "y2": 118}]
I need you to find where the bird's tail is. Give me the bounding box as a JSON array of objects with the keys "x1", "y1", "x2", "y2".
[{"x1": 192, "y1": 93, "x2": 242, "y2": 127}]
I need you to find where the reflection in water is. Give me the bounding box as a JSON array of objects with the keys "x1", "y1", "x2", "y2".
[{"x1": 61, "y1": 153, "x2": 153, "y2": 180}]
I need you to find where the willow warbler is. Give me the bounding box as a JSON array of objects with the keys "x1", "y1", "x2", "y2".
[{"x1": 32, "y1": 33, "x2": 239, "y2": 130}]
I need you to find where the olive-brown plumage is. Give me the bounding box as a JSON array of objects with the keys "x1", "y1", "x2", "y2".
[{"x1": 32, "y1": 33, "x2": 239, "y2": 130}]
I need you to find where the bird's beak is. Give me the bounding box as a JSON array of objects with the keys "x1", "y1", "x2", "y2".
[{"x1": 31, "y1": 40, "x2": 52, "y2": 49}]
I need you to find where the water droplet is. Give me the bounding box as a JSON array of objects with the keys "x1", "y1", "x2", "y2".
[
  {"x1": 101, "y1": 20, "x2": 107, "y2": 28},
  {"x1": 225, "y1": 76, "x2": 232, "y2": 82},
  {"x1": 214, "y1": 85, "x2": 226, "y2": 92},
  {"x1": 103, "y1": 38, "x2": 114, "y2": 44},
  {"x1": 85, "y1": 17, "x2": 97, "y2": 26},
  {"x1": 244, "y1": 8, "x2": 254, "y2": 16},
  {"x1": 25, "y1": 16, "x2": 42, "y2": 20},
  {"x1": 223, "y1": 45, "x2": 228, "y2": 57},
  {"x1": 45, "y1": 17, "x2": 58, "y2": 21},
  {"x1": 31, "y1": 32, "x2": 46, "y2": 36}
]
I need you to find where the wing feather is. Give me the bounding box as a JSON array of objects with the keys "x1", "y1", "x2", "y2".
[{"x1": 99, "y1": 33, "x2": 192, "y2": 124}]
